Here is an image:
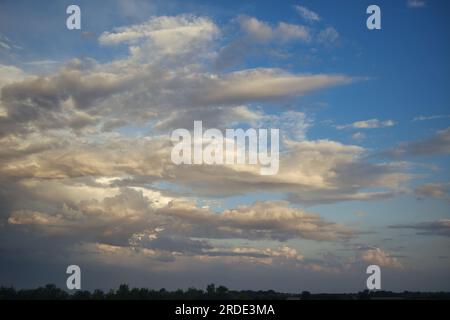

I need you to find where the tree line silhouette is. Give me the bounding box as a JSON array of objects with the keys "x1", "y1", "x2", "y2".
[{"x1": 1, "y1": 284, "x2": 449, "y2": 300}]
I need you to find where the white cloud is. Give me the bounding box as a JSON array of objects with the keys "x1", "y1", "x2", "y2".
[
  {"x1": 360, "y1": 248, "x2": 403, "y2": 269},
  {"x1": 277, "y1": 22, "x2": 311, "y2": 42},
  {"x1": 260, "y1": 110, "x2": 311, "y2": 141},
  {"x1": 413, "y1": 115, "x2": 450, "y2": 122},
  {"x1": 294, "y1": 5, "x2": 321, "y2": 22},
  {"x1": 351, "y1": 132, "x2": 366, "y2": 141},
  {"x1": 317, "y1": 27, "x2": 339, "y2": 45},
  {"x1": 237, "y1": 16, "x2": 311, "y2": 43},
  {"x1": 99, "y1": 15, "x2": 219, "y2": 48},
  {"x1": 407, "y1": 0, "x2": 426, "y2": 8},
  {"x1": 0, "y1": 64, "x2": 26, "y2": 89},
  {"x1": 197, "y1": 69, "x2": 352, "y2": 105},
  {"x1": 237, "y1": 16, "x2": 273, "y2": 42},
  {"x1": 337, "y1": 119, "x2": 396, "y2": 129}
]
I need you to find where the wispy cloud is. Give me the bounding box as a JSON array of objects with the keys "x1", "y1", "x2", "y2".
[
  {"x1": 383, "y1": 127, "x2": 450, "y2": 158},
  {"x1": 337, "y1": 119, "x2": 396, "y2": 130},
  {"x1": 294, "y1": 5, "x2": 321, "y2": 23},
  {"x1": 413, "y1": 115, "x2": 450, "y2": 122},
  {"x1": 317, "y1": 27, "x2": 339, "y2": 45},
  {"x1": 407, "y1": 0, "x2": 427, "y2": 8},
  {"x1": 390, "y1": 220, "x2": 450, "y2": 237},
  {"x1": 415, "y1": 182, "x2": 450, "y2": 201}
]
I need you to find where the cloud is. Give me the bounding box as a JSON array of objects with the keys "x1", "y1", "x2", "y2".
[
  {"x1": 317, "y1": 27, "x2": 339, "y2": 45},
  {"x1": 0, "y1": 64, "x2": 138, "y2": 137},
  {"x1": 237, "y1": 16, "x2": 311, "y2": 43},
  {"x1": 196, "y1": 69, "x2": 353, "y2": 105},
  {"x1": 260, "y1": 110, "x2": 311, "y2": 141},
  {"x1": 277, "y1": 22, "x2": 311, "y2": 43},
  {"x1": 390, "y1": 220, "x2": 450, "y2": 237},
  {"x1": 351, "y1": 132, "x2": 366, "y2": 141},
  {"x1": 3, "y1": 174, "x2": 355, "y2": 242},
  {"x1": 251, "y1": 6, "x2": 336, "y2": 46},
  {"x1": 0, "y1": 18, "x2": 351, "y2": 137},
  {"x1": 415, "y1": 183, "x2": 450, "y2": 201},
  {"x1": 157, "y1": 200, "x2": 355, "y2": 241},
  {"x1": 99, "y1": 15, "x2": 219, "y2": 53},
  {"x1": 199, "y1": 245, "x2": 304, "y2": 262},
  {"x1": 0, "y1": 64, "x2": 26, "y2": 89},
  {"x1": 383, "y1": 127, "x2": 450, "y2": 157},
  {"x1": 360, "y1": 248, "x2": 403, "y2": 269},
  {"x1": 216, "y1": 142, "x2": 404, "y2": 203},
  {"x1": 153, "y1": 105, "x2": 263, "y2": 132},
  {"x1": 237, "y1": 16, "x2": 273, "y2": 42},
  {"x1": 407, "y1": 0, "x2": 426, "y2": 8},
  {"x1": 413, "y1": 115, "x2": 450, "y2": 122},
  {"x1": 294, "y1": 5, "x2": 321, "y2": 22},
  {"x1": 0, "y1": 12, "x2": 427, "y2": 291},
  {"x1": 0, "y1": 110, "x2": 408, "y2": 205},
  {"x1": 337, "y1": 119, "x2": 396, "y2": 130},
  {"x1": 214, "y1": 14, "x2": 325, "y2": 69},
  {"x1": 0, "y1": 34, "x2": 22, "y2": 52}
]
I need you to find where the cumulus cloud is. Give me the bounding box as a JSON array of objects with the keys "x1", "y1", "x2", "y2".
[
  {"x1": 0, "y1": 64, "x2": 138, "y2": 136},
  {"x1": 0, "y1": 119, "x2": 409, "y2": 208},
  {"x1": 276, "y1": 22, "x2": 311, "y2": 43},
  {"x1": 3, "y1": 173, "x2": 355, "y2": 241},
  {"x1": 0, "y1": 64, "x2": 26, "y2": 89},
  {"x1": 156, "y1": 200, "x2": 355, "y2": 241},
  {"x1": 237, "y1": 16, "x2": 311, "y2": 43},
  {"x1": 0, "y1": 16, "x2": 350, "y2": 137},
  {"x1": 151, "y1": 139, "x2": 409, "y2": 204},
  {"x1": 360, "y1": 248, "x2": 403, "y2": 269},
  {"x1": 3, "y1": 182, "x2": 356, "y2": 273}
]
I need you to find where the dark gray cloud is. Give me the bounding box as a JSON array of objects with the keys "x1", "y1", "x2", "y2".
[
  {"x1": 383, "y1": 127, "x2": 450, "y2": 158},
  {"x1": 389, "y1": 220, "x2": 450, "y2": 237},
  {"x1": 415, "y1": 182, "x2": 450, "y2": 201}
]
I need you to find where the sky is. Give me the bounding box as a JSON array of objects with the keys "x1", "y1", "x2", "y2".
[{"x1": 0, "y1": 0, "x2": 449, "y2": 293}]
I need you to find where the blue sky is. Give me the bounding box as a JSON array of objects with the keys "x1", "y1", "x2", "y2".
[{"x1": 0, "y1": 0, "x2": 449, "y2": 292}]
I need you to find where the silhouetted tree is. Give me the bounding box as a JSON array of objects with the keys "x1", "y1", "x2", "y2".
[
  {"x1": 301, "y1": 291, "x2": 311, "y2": 300},
  {"x1": 216, "y1": 285, "x2": 229, "y2": 298},
  {"x1": 72, "y1": 290, "x2": 92, "y2": 300},
  {"x1": 91, "y1": 289, "x2": 105, "y2": 300},
  {"x1": 117, "y1": 284, "x2": 130, "y2": 299},
  {"x1": 1, "y1": 283, "x2": 449, "y2": 300},
  {"x1": 206, "y1": 283, "x2": 216, "y2": 297}
]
